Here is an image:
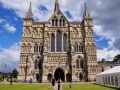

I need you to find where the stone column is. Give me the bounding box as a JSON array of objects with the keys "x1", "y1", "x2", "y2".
[
  {"x1": 55, "y1": 31, "x2": 56, "y2": 52},
  {"x1": 77, "y1": 73, "x2": 79, "y2": 81},
  {"x1": 65, "y1": 74, "x2": 66, "y2": 81},
  {"x1": 49, "y1": 35, "x2": 51, "y2": 52},
  {"x1": 62, "y1": 33, "x2": 63, "y2": 52}
]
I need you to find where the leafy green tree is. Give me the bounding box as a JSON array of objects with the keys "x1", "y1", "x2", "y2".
[
  {"x1": 12, "y1": 69, "x2": 18, "y2": 78},
  {"x1": 113, "y1": 54, "x2": 120, "y2": 62},
  {"x1": 0, "y1": 74, "x2": 3, "y2": 82}
]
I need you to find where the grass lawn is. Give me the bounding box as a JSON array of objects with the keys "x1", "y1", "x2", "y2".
[
  {"x1": 0, "y1": 83, "x2": 119, "y2": 90},
  {"x1": 0, "y1": 84, "x2": 52, "y2": 90},
  {"x1": 62, "y1": 84, "x2": 119, "y2": 90}
]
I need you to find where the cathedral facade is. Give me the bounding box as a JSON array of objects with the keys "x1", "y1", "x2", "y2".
[{"x1": 18, "y1": 0, "x2": 98, "y2": 82}]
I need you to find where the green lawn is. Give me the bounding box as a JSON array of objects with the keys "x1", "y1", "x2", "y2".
[
  {"x1": 62, "y1": 84, "x2": 119, "y2": 90},
  {"x1": 0, "y1": 83, "x2": 119, "y2": 90},
  {"x1": 0, "y1": 84, "x2": 52, "y2": 90}
]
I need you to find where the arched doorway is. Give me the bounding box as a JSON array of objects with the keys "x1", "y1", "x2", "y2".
[
  {"x1": 48, "y1": 73, "x2": 52, "y2": 82},
  {"x1": 66, "y1": 73, "x2": 71, "y2": 81},
  {"x1": 36, "y1": 74, "x2": 39, "y2": 82},
  {"x1": 79, "y1": 73, "x2": 83, "y2": 81},
  {"x1": 54, "y1": 68, "x2": 64, "y2": 81}
]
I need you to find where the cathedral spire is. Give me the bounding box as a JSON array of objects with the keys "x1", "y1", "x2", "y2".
[
  {"x1": 25, "y1": 2, "x2": 33, "y2": 18},
  {"x1": 84, "y1": 3, "x2": 90, "y2": 18},
  {"x1": 54, "y1": 0, "x2": 60, "y2": 12}
]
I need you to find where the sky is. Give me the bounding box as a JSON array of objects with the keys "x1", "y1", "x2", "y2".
[{"x1": 0, "y1": 0, "x2": 120, "y2": 73}]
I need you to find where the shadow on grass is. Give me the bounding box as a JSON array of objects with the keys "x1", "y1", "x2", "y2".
[{"x1": 92, "y1": 83, "x2": 120, "y2": 90}]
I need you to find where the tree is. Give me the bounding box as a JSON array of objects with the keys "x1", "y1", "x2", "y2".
[
  {"x1": 12, "y1": 69, "x2": 18, "y2": 78},
  {"x1": 0, "y1": 74, "x2": 3, "y2": 82},
  {"x1": 113, "y1": 54, "x2": 120, "y2": 62}
]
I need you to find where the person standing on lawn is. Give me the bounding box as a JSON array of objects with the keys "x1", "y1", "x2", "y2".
[
  {"x1": 52, "y1": 77, "x2": 55, "y2": 90},
  {"x1": 57, "y1": 77, "x2": 62, "y2": 90},
  {"x1": 10, "y1": 78, "x2": 13, "y2": 85},
  {"x1": 69, "y1": 78, "x2": 72, "y2": 88}
]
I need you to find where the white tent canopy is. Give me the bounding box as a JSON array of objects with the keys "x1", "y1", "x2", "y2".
[{"x1": 96, "y1": 66, "x2": 120, "y2": 88}]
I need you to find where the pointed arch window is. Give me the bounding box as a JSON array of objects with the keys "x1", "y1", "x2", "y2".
[
  {"x1": 34, "y1": 44, "x2": 38, "y2": 53},
  {"x1": 36, "y1": 45, "x2": 38, "y2": 52},
  {"x1": 52, "y1": 19, "x2": 54, "y2": 26},
  {"x1": 38, "y1": 60, "x2": 42, "y2": 69},
  {"x1": 76, "y1": 59, "x2": 79, "y2": 69},
  {"x1": 51, "y1": 34, "x2": 55, "y2": 52},
  {"x1": 79, "y1": 45, "x2": 81, "y2": 52},
  {"x1": 59, "y1": 19, "x2": 61, "y2": 26},
  {"x1": 55, "y1": 19, "x2": 58, "y2": 26},
  {"x1": 80, "y1": 60, "x2": 83, "y2": 69},
  {"x1": 39, "y1": 45, "x2": 43, "y2": 53},
  {"x1": 63, "y1": 34, "x2": 67, "y2": 52},
  {"x1": 81, "y1": 45, "x2": 83, "y2": 52},
  {"x1": 77, "y1": 45, "x2": 79, "y2": 52},
  {"x1": 39, "y1": 45, "x2": 41, "y2": 52},
  {"x1": 56, "y1": 31, "x2": 62, "y2": 52},
  {"x1": 63, "y1": 19, "x2": 65, "y2": 26},
  {"x1": 34, "y1": 60, "x2": 38, "y2": 69}
]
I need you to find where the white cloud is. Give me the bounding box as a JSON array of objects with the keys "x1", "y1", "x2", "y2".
[
  {"x1": 3, "y1": 23, "x2": 16, "y2": 34},
  {"x1": 0, "y1": 43, "x2": 20, "y2": 72},
  {"x1": 97, "y1": 48, "x2": 120, "y2": 61},
  {"x1": 0, "y1": 0, "x2": 86, "y2": 21},
  {"x1": 0, "y1": 18, "x2": 5, "y2": 23},
  {"x1": 94, "y1": 25, "x2": 114, "y2": 40},
  {"x1": 14, "y1": 17, "x2": 18, "y2": 21}
]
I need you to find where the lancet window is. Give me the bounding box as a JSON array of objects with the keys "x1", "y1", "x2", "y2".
[
  {"x1": 56, "y1": 31, "x2": 62, "y2": 52},
  {"x1": 76, "y1": 57, "x2": 83, "y2": 69},
  {"x1": 51, "y1": 18, "x2": 65, "y2": 26},
  {"x1": 63, "y1": 34, "x2": 67, "y2": 52},
  {"x1": 34, "y1": 59, "x2": 42, "y2": 69},
  {"x1": 74, "y1": 45, "x2": 83, "y2": 52},
  {"x1": 50, "y1": 31, "x2": 67, "y2": 52},
  {"x1": 34, "y1": 44, "x2": 43, "y2": 53},
  {"x1": 51, "y1": 34, "x2": 55, "y2": 52},
  {"x1": 34, "y1": 60, "x2": 38, "y2": 69}
]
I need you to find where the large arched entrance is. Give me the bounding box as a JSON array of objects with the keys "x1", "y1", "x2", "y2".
[
  {"x1": 66, "y1": 73, "x2": 71, "y2": 81},
  {"x1": 79, "y1": 73, "x2": 83, "y2": 81},
  {"x1": 47, "y1": 73, "x2": 52, "y2": 82},
  {"x1": 54, "y1": 68, "x2": 64, "y2": 81},
  {"x1": 36, "y1": 73, "x2": 39, "y2": 82}
]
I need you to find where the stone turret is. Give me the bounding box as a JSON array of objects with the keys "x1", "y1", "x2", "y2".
[{"x1": 54, "y1": 0, "x2": 60, "y2": 12}]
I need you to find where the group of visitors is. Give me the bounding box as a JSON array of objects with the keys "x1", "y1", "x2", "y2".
[
  {"x1": 23, "y1": 78, "x2": 32, "y2": 83},
  {"x1": 52, "y1": 77, "x2": 72, "y2": 90}
]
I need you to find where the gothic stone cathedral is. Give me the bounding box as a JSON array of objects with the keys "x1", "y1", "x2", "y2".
[{"x1": 18, "y1": 0, "x2": 98, "y2": 82}]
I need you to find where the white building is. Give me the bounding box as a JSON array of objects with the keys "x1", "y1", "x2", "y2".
[{"x1": 96, "y1": 66, "x2": 120, "y2": 88}]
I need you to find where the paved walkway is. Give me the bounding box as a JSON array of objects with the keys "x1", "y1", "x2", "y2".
[{"x1": 51, "y1": 83, "x2": 62, "y2": 90}]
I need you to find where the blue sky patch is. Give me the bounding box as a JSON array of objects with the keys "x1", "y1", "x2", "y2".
[
  {"x1": 0, "y1": 5, "x2": 22, "y2": 48},
  {"x1": 38, "y1": 5, "x2": 48, "y2": 12},
  {"x1": 65, "y1": 11, "x2": 72, "y2": 19}
]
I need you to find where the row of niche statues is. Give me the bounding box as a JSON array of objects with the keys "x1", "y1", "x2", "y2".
[
  {"x1": 19, "y1": 66, "x2": 31, "y2": 75},
  {"x1": 23, "y1": 29, "x2": 43, "y2": 38},
  {"x1": 88, "y1": 65, "x2": 98, "y2": 73},
  {"x1": 47, "y1": 56, "x2": 68, "y2": 62}
]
